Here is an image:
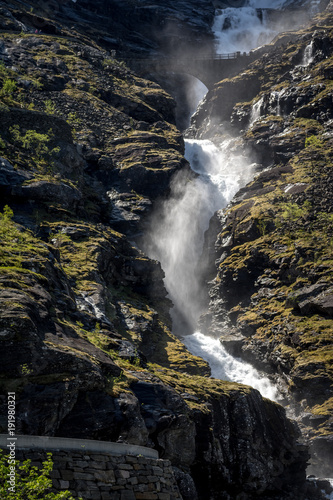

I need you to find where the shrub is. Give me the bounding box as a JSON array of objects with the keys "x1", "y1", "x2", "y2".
[
  {"x1": 0, "y1": 79, "x2": 16, "y2": 96},
  {"x1": 0, "y1": 449, "x2": 79, "y2": 499},
  {"x1": 9, "y1": 125, "x2": 60, "y2": 172}
]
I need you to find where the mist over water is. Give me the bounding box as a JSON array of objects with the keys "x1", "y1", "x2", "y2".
[
  {"x1": 144, "y1": 138, "x2": 254, "y2": 335},
  {"x1": 141, "y1": 134, "x2": 284, "y2": 400},
  {"x1": 144, "y1": 136, "x2": 280, "y2": 399}
]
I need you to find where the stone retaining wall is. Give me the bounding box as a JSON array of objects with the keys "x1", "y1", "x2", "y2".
[
  {"x1": 15, "y1": 449, "x2": 183, "y2": 500},
  {"x1": 0, "y1": 436, "x2": 183, "y2": 500}
]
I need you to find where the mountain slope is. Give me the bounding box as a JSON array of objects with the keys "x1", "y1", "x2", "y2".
[{"x1": 0, "y1": 0, "x2": 330, "y2": 498}]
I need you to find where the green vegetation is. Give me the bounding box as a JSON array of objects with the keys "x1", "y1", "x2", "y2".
[
  {"x1": 305, "y1": 135, "x2": 324, "y2": 149},
  {"x1": 0, "y1": 205, "x2": 49, "y2": 276},
  {"x1": 66, "y1": 112, "x2": 81, "y2": 128},
  {"x1": 43, "y1": 100, "x2": 57, "y2": 115},
  {"x1": 148, "y1": 363, "x2": 254, "y2": 413},
  {"x1": 217, "y1": 103, "x2": 333, "y2": 439},
  {"x1": 0, "y1": 79, "x2": 16, "y2": 96},
  {"x1": 9, "y1": 125, "x2": 60, "y2": 172},
  {"x1": 0, "y1": 450, "x2": 78, "y2": 499}
]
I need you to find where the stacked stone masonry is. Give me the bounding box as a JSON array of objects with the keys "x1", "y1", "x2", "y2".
[{"x1": 14, "y1": 449, "x2": 183, "y2": 500}]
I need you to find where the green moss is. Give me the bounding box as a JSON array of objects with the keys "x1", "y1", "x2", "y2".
[
  {"x1": 311, "y1": 397, "x2": 333, "y2": 417},
  {"x1": 148, "y1": 363, "x2": 253, "y2": 407},
  {"x1": 216, "y1": 111, "x2": 333, "y2": 434},
  {"x1": 105, "y1": 370, "x2": 138, "y2": 396}
]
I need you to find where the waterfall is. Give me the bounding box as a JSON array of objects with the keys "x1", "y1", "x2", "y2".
[
  {"x1": 183, "y1": 332, "x2": 279, "y2": 401},
  {"x1": 213, "y1": 0, "x2": 288, "y2": 55},
  {"x1": 144, "y1": 139, "x2": 253, "y2": 335},
  {"x1": 142, "y1": 0, "x2": 298, "y2": 401},
  {"x1": 270, "y1": 89, "x2": 285, "y2": 116},
  {"x1": 249, "y1": 95, "x2": 264, "y2": 125},
  {"x1": 249, "y1": 89, "x2": 286, "y2": 127},
  {"x1": 144, "y1": 134, "x2": 282, "y2": 400},
  {"x1": 302, "y1": 40, "x2": 314, "y2": 66}
]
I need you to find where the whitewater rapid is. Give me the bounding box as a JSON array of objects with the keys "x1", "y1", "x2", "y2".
[{"x1": 183, "y1": 332, "x2": 279, "y2": 401}]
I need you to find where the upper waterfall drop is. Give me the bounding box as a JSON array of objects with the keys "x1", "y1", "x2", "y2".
[{"x1": 213, "y1": 0, "x2": 289, "y2": 54}]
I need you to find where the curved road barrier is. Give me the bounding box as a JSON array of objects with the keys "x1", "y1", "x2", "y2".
[{"x1": 0, "y1": 434, "x2": 158, "y2": 459}]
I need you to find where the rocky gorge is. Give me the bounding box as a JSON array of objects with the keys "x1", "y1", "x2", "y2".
[{"x1": 0, "y1": 0, "x2": 332, "y2": 499}]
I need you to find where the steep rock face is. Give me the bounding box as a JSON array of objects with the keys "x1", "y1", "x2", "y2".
[
  {"x1": 0, "y1": 1, "x2": 324, "y2": 498},
  {"x1": 127, "y1": 371, "x2": 311, "y2": 500},
  {"x1": 194, "y1": 7, "x2": 333, "y2": 477},
  {"x1": 0, "y1": 31, "x2": 188, "y2": 236},
  {"x1": 0, "y1": 209, "x2": 312, "y2": 498}
]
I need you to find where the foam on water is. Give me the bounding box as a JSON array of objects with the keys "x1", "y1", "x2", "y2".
[{"x1": 183, "y1": 332, "x2": 279, "y2": 401}]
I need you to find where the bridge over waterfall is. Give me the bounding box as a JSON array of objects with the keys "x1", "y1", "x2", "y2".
[{"x1": 123, "y1": 51, "x2": 258, "y2": 89}]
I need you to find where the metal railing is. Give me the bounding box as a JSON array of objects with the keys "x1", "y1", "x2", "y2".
[{"x1": 123, "y1": 51, "x2": 250, "y2": 64}]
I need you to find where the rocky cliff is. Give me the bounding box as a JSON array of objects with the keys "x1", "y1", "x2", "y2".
[
  {"x1": 191, "y1": 2, "x2": 333, "y2": 480},
  {"x1": 0, "y1": 0, "x2": 331, "y2": 499}
]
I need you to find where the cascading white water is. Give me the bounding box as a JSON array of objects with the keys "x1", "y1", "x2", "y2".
[
  {"x1": 249, "y1": 95, "x2": 264, "y2": 125},
  {"x1": 145, "y1": 139, "x2": 253, "y2": 334},
  {"x1": 142, "y1": 0, "x2": 299, "y2": 401},
  {"x1": 213, "y1": 0, "x2": 288, "y2": 55},
  {"x1": 182, "y1": 142, "x2": 280, "y2": 402},
  {"x1": 144, "y1": 134, "x2": 282, "y2": 400},
  {"x1": 183, "y1": 332, "x2": 279, "y2": 401},
  {"x1": 302, "y1": 40, "x2": 314, "y2": 66}
]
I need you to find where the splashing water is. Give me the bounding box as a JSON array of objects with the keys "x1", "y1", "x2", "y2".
[
  {"x1": 183, "y1": 332, "x2": 279, "y2": 401},
  {"x1": 143, "y1": 137, "x2": 280, "y2": 401},
  {"x1": 302, "y1": 40, "x2": 314, "y2": 66},
  {"x1": 144, "y1": 139, "x2": 253, "y2": 334},
  {"x1": 213, "y1": 0, "x2": 288, "y2": 54}
]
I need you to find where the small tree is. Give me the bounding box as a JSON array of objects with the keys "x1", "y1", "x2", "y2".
[{"x1": 0, "y1": 450, "x2": 79, "y2": 499}]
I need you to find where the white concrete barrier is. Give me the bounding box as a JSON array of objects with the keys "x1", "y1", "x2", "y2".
[{"x1": 0, "y1": 434, "x2": 158, "y2": 459}]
